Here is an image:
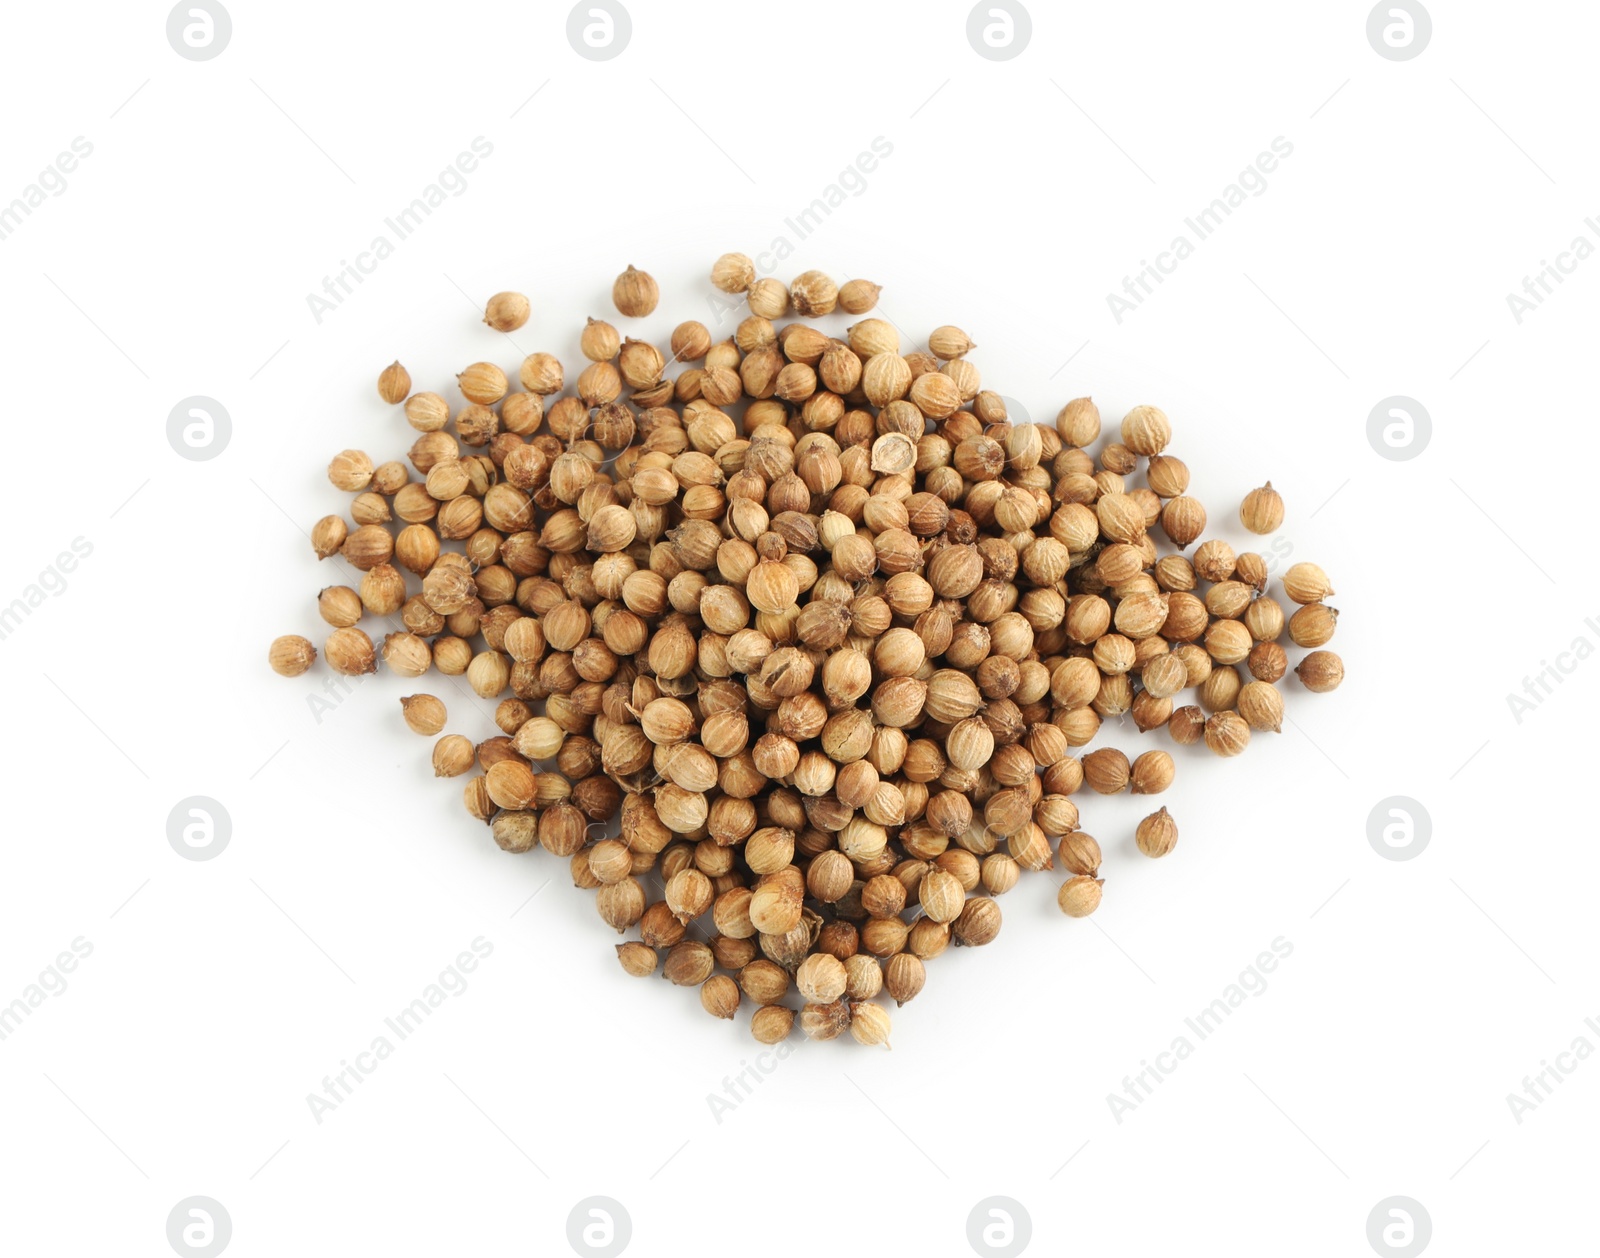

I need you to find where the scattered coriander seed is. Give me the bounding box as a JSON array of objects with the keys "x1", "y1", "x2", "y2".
[
  {"x1": 1135, "y1": 807, "x2": 1178, "y2": 858},
  {"x1": 918, "y1": 869, "x2": 966, "y2": 924},
  {"x1": 1059, "y1": 833, "x2": 1102, "y2": 876},
  {"x1": 1282, "y1": 562, "x2": 1334, "y2": 604},
  {"x1": 747, "y1": 277, "x2": 788, "y2": 318},
  {"x1": 789, "y1": 270, "x2": 839, "y2": 317},
  {"x1": 796, "y1": 953, "x2": 849, "y2": 1004},
  {"x1": 1203, "y1": 710, "x2": 1251, "y2": 757},
  {"x1": 328, "y1": 449, "x2": 374, "y2": 492},
  {"x1": 837, "y1": 278, "x2": 881, "y2": 314},
  {"x1": 1237, "y1": 680, "x2": 1284, "y2": 732},
  {"x1": 1121, "y1": 405, "x2": 1172, "y2": 455},
  {"x1": 269, "y1": 635, "x2": 317, "y2": 677},
  {"x1": 457, "y1": 362, "x2": 508, "y2": 405},
  {"x1": 1248, "y1": 640, "x2": 1289, "y2": 683},
  {"x1": 700, "y1": 974, "x2": 741, "y2": 1020},
  {"x1": 325, "y1": 627, "x2": 376, "y2": 676},
  {"x1": 580, "y1": 317, "x2": 620, "y2": 362},
  {"x1": 616, "y1": 941, "x2": 657, "y2": 977},
  {"x1": 952, "y1": 897, "x2": 1001, "y2": 946},
  {"x1": 1129, "y1": 750, "x2": 1175, "y2": 794},
  {"x1": 310, "y1": 515, "x2": 348, "y2": 559},
  {"x1": 1240, "y1": 482, "x2": 1284, "y2": 534},
  {"x1": 1288, "y1": 603, "x2": 1338, "y2": 648},
  {"x1": 1083, "y1": 748, "x2": 1131, "y2": 794},
  {"x1": 1057, "y1": 875, "x2": 1104, "y2": 918},
  {"x1": 848, "y1": 1001, "x2": 893, "y2": 1047},
  {"x1": 613, "y1": 265, "x2": 659, "y2": 317},
  {"x1": 711, "y1": 252, "x2": 755, "y2": 293},
  {"x1": 750, "y1": 1004, "x2": 795, "y2": 1044},
  {"x1": 800, "y1": 999, "x2": 851, "y2": 1041},
  {"x1": 484, "y1": 291, "x2": 530, "y2": 332},
  {"x1": 401, "y1": 392, "x2": 448, "y2": 433},
  {"x1": 841, "y1": 954, "x2": 882, "y2": 1001},
  {"x1": 1295, "y1": 650, "x2": 1345, "y2": 693},
  {"x1": 401, "y1": 694, "x2": 448, "y2": 736},
  {"x1": 884, "y1": 953, "x2": 926, "y2": 1006},
  {"x1": 663, "y1": 940, "x2": 715, "y2": 986},
  {"x1": 378, "y1": 361, "x2": 411, "y2": 404},
  {"x1": 928, "y1": 325, "x2": 976, "y2": 359},
  {"x1": 432, "y1": 734, "x2": 475, "y2": 778}
]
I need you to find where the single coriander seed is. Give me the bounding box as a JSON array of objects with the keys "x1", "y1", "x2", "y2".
[
  {"x1": 269, "y1": 635, "x2": 316, "y2": 677},
  {"x1": 1135, "y1": 807, "x2": 1178, "y2": 858},
  {"x1": 711, "y1": 252, "x2": 756, "y2": 294},
  {"x1": 1057, "y1": 875, "x2": 1104, "y2": 918},
  {"x1": 484, "y1": 291, "x2": 531, "y2": 332},
  {"x1": 613, "y1": 265, "x2": 660, "y2": 317},
  {"x1": 1295, "y1": 650, "x2": 1345, "y2": 693},
  {"x1": 400, "y1": 694, "x2": 448, "y2": 735},
  {"x1": 1240, "y1": 481, "x2": 1284, "y2": 534},
  {"x1": 377, "y1": 361, "x2": 410, "y2": 404}
]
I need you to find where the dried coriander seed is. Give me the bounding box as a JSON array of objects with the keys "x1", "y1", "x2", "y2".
[
  {"x1": 700, "y1": 974, "x2": 741, "y2": 1020},
  {"x1": 272, "y1": 254, "x2": 1354, "y2": 1045},
  {"x1": 616, "y1": 941, "x2": 657, "y2": 977},
  {"x1": 325, "y1": 627, "x2": 376, "y2": 676},
  {"x1": 1239, "y1": 482, "x2": 1284, "y2": 534},
  {"x1": 1129, "y1": 750, "x2": 1175, "y2": 794},
  {"x1": 710, "y1": 252, "x2": 755, "y2": 294},
  {"x1": 1238, "y1": 680, "x2": 1284, "y2": 732},
  {"x1": 484, "y1": 291, "x2": 530, "y2": 332},
  {"x1": 269, "y1": 635, "x2": 317, "y2": 677},
  {"x1": 400, "y1": 691, "x2": 451, "y2": 729},
  {"x1": 837, "y1": 278, "x2": 881, "y2": 314},
  {"x1": 613, "y1": 265, "x2": 659, "y2": 317},
  {"x1": 377, "y1": 361, "x2": 411, "y2": 404},
  {"x1": 1203, "y1": 710, "x2": 1251, "y2": 757},
  {"x1": 1135, "y1": 807, "x2": 1178, "y2": 858},
  {"x1": 432, "y1": 734, "x2": 475, "y2": 778},
  {"x1": 1057, "y1": 875, "x2": 1104, "y2": 918},
  {"x1": 1282, "y1": 562, "x2": 1334, "y2": 604},
  {"x1": 1295, "y1": 650, "x2": 1345, "y2": 693}
]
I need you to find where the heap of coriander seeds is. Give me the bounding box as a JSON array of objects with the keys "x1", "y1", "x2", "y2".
[{"x1": 269, "y1": 254, "x2": 1346, "y2": 1047}]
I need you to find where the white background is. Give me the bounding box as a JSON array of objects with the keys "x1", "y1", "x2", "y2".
[{"x1": 0, "y1": 2, "x2": 1592, "y2": 1255}]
